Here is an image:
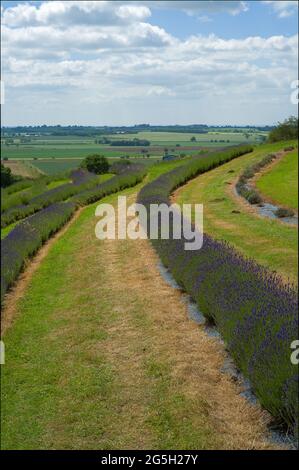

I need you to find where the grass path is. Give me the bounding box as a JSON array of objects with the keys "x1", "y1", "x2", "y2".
[
  {"x1": 174, "y1": 143, "x2": 298, "y2": 284},
  {"x1": 1, "y1": 185, "x2": 279, "y2": 450}
]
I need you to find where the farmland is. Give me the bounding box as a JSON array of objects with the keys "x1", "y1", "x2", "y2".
[
  {"x1": 1, "y1": 156, "x2": 280, "y2": 450},
  {"x1": 1, "y1": 141, "x2": 298, "y2": 450},
  {"x1": 175, "y1": 142, "x2": 298, "y2": 283},
  {"x1": 1, "y1": 130, "x2": 268, "y2": 170}
]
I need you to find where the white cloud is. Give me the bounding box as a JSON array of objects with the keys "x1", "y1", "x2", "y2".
[
  {"x1": 263, "y1": 1, "x2": 298, "y2": 18},
  {"x1": 142, "y1": 1, "x2": 248, "y2": 16},
  {"x1": 1, "y1": 1, "x2": 298, "y2": 125},
  {"x1": 2, "y1": 1, "x2": 152, "y2": 27}
]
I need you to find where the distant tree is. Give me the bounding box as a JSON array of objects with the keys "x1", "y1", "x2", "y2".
[
  {"x1": 268, "y1": 116, "x2": 298, "y2": 142},
  {"x1": 164, "y1": 147, "x2": 168, "y2": 155},
  {"x1": 81, "y1": 154, "x2": 110, "y2": 174},
  {"x1": 190, "y1": 136, "x2": 196, "y2": 142},
  {"x1": 1, "y1": 164, "x2": 14, "y2": 188}
]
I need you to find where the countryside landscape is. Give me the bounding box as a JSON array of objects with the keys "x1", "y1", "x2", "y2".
[{"x1": 1, "y1": 0, "x2": 298, "y2": 457}]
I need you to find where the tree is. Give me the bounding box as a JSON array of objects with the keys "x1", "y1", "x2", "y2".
[
  {"x1": 268, "y1": 116, "x2": 298, "y2": 142},
  {"x1": 81, "y1": 154, "x2": 110, "y2": 174},
  {"x1": 190, "y1": 136, "x2": 196, "y2": 142},
  {"x1": 1, "y1": 164, "x2": 14, "y2": 188}
]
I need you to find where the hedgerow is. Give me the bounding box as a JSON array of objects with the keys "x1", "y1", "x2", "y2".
[{"x1": 137, "y1": 145, "x2": 298, "y2": 433}]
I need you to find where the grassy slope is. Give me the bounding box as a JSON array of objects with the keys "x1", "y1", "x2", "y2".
[
  {"x1": 1, "y1": 159, "x2": 275, "y2": 450},
  {"x1": 175, "y1": 142, "x2": 298, "y2": 283},
  {"x1": 256, "y1": 149, "x2": 298, "y2": 211}
]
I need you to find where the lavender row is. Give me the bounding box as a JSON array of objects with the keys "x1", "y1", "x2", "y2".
[
  {"x1": 1, "y1": 169, "x2": 99, "y2": 228},
  {"x1": 1, "y1": 165, "x2": 147, "y2": 304},
  {"x1": 1, "y1": 202, "x2": 76, "y2": 303},
  {"x1": 137, "y1": 146, "x2": 298, "y2": 434}
]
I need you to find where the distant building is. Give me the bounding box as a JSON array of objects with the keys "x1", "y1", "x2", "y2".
[{"x1": 162, "y1": 154, "x2": 176, "y2": 161}]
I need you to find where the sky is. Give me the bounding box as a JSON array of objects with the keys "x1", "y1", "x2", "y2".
[{"x1": 1, "y1": 0, "x2": 298, "y2": 126}]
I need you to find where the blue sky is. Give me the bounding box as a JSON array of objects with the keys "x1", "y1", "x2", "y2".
[{"x1": 1, "y1": 1, "x2": 298, "y2": 125}]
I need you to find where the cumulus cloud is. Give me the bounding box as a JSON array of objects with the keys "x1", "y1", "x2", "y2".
[
  {"x1": 2, "y1": 1, "x2": 152, "y2": 27},
  {"x1": 142, "y1": 1, "x2": 248, "y2": 16},
  {"x1": 263, "y1": 1, "x2": 298, "y2": 19},
  {"x1": 1, "y1": 1, "x2": 298, "y2": 125}
]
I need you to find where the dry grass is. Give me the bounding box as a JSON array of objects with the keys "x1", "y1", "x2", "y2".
[{"x1": 1, "y1": 190, "x2": 284, "y2": 449}]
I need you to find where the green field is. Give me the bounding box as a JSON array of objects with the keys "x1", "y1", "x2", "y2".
[
  {"x1": 1, "y1": 131, "x2": 267, "y2": 161},
  {"x1": 1, "y1": 160, "x2": 275, "y2": 450},
  {"x1": 256, "y1": 149, "x2": 298, "y2": 211},
  {"x1": 175, "y1": 141, "x2": 298, "y2": 283}
]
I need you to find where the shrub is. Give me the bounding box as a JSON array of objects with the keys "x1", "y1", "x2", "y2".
[
  {"x1": 268, "y1": 116, "x2": 298, "y2": 143},
  {"x1": 275, "y1": 207, "x2": 295, "y2": 218},
  {"x1": 1, "y1": 202, "x2": 76, "y2": 303},
  {"x1": 137, "y1": 145, "x2": 298, "y2": 433},
  {"x1": 1, "y1": 164, "x2": 16, "y2": 188},
  {"x1": 245, "y1": 189, "x2": 262, "y2": 205},
  {"x1": 1, "y1": 165, "x2": 147, "y2": 303},
  {"x1": 81, "y1": 154, "x2": 110, "y2": 174},
  {"x1": 1, "y1": 169, "x2": 99, "y2": 228}
]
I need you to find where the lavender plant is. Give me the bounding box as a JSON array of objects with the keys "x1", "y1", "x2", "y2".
[{"x1": 137, "y1": 145, "x2": 298, "y2": 433}]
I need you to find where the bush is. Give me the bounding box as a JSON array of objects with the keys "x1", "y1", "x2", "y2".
[
  {"x1": 1, "y1": 164, "x2": 15, "y2": 188},
  {"x1": 137, "y1": 145, "x2": 298, "y2": 433},
  {"x1": 268, "y1": 116, "x2": 298, "y2": 143},
  {"x1": 245, "y1": 190, "x2": 262, "y2": 205},
  {"x1": 1, "y1": 164, "x2": 147, "y2": 303},
  {"x1": 81, "y1": 154, "x2": 110, "y2": 174},
  {"x1": 1, "y1": 202, "x2": 76, "y2": 303},
  {"x1": 275, "y1": 207, "x2": 295, "y2": 218},
  {"x1": 1, "y1": 169, "x2": 99, "y2": 228}
]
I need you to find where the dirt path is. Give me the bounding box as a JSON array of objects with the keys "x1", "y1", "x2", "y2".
[{"x1": 1, "y1": 191, "x2": 282, "y2": 449}]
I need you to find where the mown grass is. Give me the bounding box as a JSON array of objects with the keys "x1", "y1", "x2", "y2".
[
  {"x1": 1, "y1": 221, "x2": 19, "y2": 239},
  {"x1": 256, "y1": 149, "x2": 298, "y2": 211},
  {"x1": 1, "y1": 180, "x2": 222, "y2": 450},
  {"x1": 46, "y1": 179, "x2": 71, "y2": 189},
  {"x1": 175, "y1": 142, "x2": 298, "y2": 283}
]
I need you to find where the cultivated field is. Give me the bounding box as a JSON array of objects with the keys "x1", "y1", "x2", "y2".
[
  {"x1": 1, "y1": 141, "x2": 297, "y2": 450},
  {"x1": 175, "y1": 141, "x2": 298, "y2": 283}
]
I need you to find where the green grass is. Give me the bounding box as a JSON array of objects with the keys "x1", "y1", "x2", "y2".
[
  {"x1": 1, "y1": 161, "x2": 224, "y2": 449},
  {"x1": 175, "y1": 142, "x2": 298, "y2": 283},
  {"x1": 1, "y1": 131, "x2": 267, "y2": 161},
  {"x1": 46, "y1": 179, "x2": 71, "y2": 189},
  {"x1": 256, "y1": 149, "x2": 298, "y2": 211},
  {"x1": 29, "y1": 159, "x2": 84, "y2": 175},
  {"x1": 1, "y1": 221, "x2": 19, "y2": 239}
]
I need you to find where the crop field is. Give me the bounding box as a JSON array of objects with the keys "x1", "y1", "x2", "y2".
[
  {"x1": 1, "y1": 152, "x2": 280, "y2": 450},
  {"x1": 1, "y1": 130, "x2": 267, "y2": 161},
  {"x1": 1, "y1": 141, "x2": 298, "y2": 450}
]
